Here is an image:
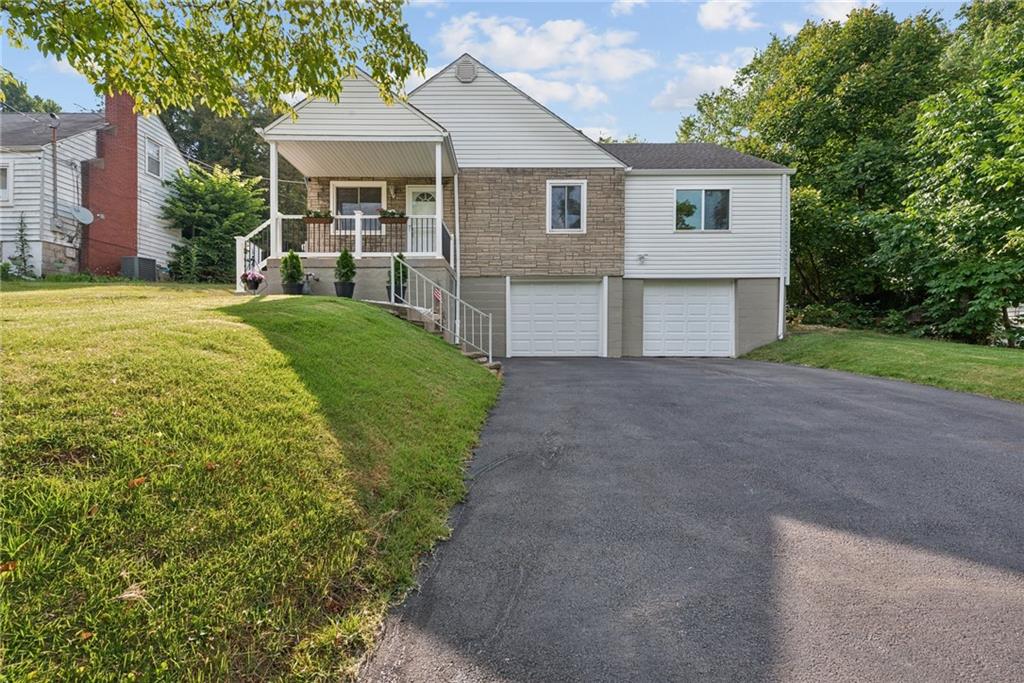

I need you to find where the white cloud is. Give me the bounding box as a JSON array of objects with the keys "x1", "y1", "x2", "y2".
[
  {"x1": 650, "y1": 48, "x2": 754, "y2": 111},
  {"x1": 438, "y1": 13, "x2": 655, "y2": 82},
  {"x1": 611, "y1": 0, "x2": 647, "y2": 16},
  {"x1": 403, "y1": 66, "x2": 442, "y2": 93},
  {"x1": 30, "y1": 56, "x2": 80, "y2": 77},
  {"x1": 501, "y1": 72, "x2": 608, "y2": 109},
  {"x1": 781, "y1": 21, "x2": 803, "y2": 36},
  {"x1": 805, "y1": 0, "x2": 867, "y2": 22},
  {"x1": 697, "y1": 1, "x2": 762, "y2": 31},
  {"x1": 579, "y1": 114, "x2": 621, "y2": 141}
]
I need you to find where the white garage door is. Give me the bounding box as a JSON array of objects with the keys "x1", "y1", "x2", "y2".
[
  {"x1": 509, "y1": 281, "x2": 602, "y2": 356},
  {"x1": 643, "y1": 281, "x2": 734, "y2": 357}
]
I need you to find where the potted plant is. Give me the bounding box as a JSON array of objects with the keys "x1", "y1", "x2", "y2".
[
  {"x1": 303, "y1": 209, "x2": 333, "y2": 226},
  {"x1": 280, "y1": 250, "x2": 305, "y2": 295},
  {"x1": 240, "y1": 269, "x2": 265, "y2": 293},
  {"x1": 379, "y1": 208, "x2": 407, "y2": 226},
  {"x1": 386, "y1": 252, "x2": 408, "y2": 302},
  {"x1": 334, "y1": 249, "x2": 356, "y2": 298}
]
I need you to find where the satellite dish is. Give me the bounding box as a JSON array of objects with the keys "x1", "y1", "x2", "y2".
[{"x1": 71, "y1": 205, "x2": 94, "y2": 225}]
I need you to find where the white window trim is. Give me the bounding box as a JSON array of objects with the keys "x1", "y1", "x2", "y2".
[
  {"x1": 145, "y1": 138, "x2": 162, "y2": 179},
  {"x1": 0, "y1": 161, "x2": 12, "y2": 205},
  {"x1": 546, "y1": 179, "x2": 587, "y2": 234},
  {"x1": 672, "y1": 187, "x2": 733, "y2": 232},
  {"x1": 329, "y1": 180, "x2": 387, "y2": 235}
]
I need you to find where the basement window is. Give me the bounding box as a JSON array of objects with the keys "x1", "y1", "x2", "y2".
[{"x1": 145, "y1": 138, "x2": 162, "y2": 178}]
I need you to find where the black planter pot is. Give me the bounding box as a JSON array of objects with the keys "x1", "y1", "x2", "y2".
[
  {"x1": 335, "y1": 281, "x2": 355, "y2": 298},
  {"x1": 281, "y1": 282, "x2": 304, "y2": 295},
  {"x1": 245, "y1": 280, "x2": 261, "y2": 293},
  {"x1": 386, "y1": 284, "x2": 407, "y2": 303}
]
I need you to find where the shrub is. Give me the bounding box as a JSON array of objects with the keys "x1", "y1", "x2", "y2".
[
  {"x1": 280, "y1": 250, "x2": 304, "y2": 285},
  {"x1": 794, "y1": 302, "x2": 877, "y2": 329},
  {"x1": 164, "y1": 165, "x2": 265, "y2": 283},
  {"x1": 334, "y1": 250, "x2": 356, "y2": 283}
]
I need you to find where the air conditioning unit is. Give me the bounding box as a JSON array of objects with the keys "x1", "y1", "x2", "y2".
[{"x1": 121, "y1": 256, "x2": 158, "y2": 281}]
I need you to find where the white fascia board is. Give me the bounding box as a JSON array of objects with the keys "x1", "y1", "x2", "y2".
[{"x1": 260, "y1": 133, "x2": 447, "y2": 143}]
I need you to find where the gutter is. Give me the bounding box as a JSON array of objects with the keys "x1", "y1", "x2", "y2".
[{"x1": 627, "y1": 167, "x2": 796, "y2": 176}]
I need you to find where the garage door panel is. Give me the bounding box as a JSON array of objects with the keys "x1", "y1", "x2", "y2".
[
  {"x1": 510, "y1": 282, "x2": 602, "y2": 357},
  {"x1": 643, "y1": 281, "x2": 734, "y2": 357}
]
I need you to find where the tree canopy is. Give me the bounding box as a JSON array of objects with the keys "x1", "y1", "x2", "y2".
[
  {"x1": 1, "y1": 0, "x2": 425, "y2": 116},
  {"x1": 677, "y1": 1, "x2": 1023, "y2": 344},
  {"x1": 0, "y1": 77, "x2": 61, "y2": 113}
]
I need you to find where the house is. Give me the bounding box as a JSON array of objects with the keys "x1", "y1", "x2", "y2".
[
  {"x1": 0, "y1": 93, "x2": 188, "y2": 276},
  {"x1": 242, "y1": 54, "x2": 792, "y2": 358}
]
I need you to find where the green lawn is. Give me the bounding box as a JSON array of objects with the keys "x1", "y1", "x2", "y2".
[
  {"x1": 745, "y1": 326, "x2": 1024, "y2": 403},
  {"x1": 0, "y1": 282, "x2": 500, "y2": 680}
]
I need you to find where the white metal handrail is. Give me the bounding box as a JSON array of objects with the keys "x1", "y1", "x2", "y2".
[
  {"x1": 278, "y1": 212, "x2": 437, "y2": 256},
  {"x1": 391, "y1": 255, "x2": 492, "y2": 363},
  {"x1": 234, "y1": 217, "x2": 272, "y2": 293}
]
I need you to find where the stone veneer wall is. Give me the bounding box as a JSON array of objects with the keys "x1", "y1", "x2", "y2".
[{"x1": 457, "y1": 168, "x2": 625, "y2": 277}]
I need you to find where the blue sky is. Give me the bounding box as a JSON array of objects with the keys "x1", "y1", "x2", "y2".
[{"x1": 4, "y1": 1, "x2": 959, "y2": 142}]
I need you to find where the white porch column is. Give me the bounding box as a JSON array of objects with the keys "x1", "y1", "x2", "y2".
[
  {"x1": 269, "y1": 141, "x2": 280, "y2": 257},
  {"x1": 434, "y1": 142, "x2": 443, "y2": 257}
]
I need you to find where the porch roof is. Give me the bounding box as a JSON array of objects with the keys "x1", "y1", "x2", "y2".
[{"x1": 259, "y1": 69, "x2": 457, "y2": 177}]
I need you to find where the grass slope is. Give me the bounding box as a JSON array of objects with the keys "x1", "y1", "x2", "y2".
[
  {"x1": 0, "y1": 283, "x2": 500, "y2": 680},
  {"x1": 745, "y1": 326, "x2": 1024, "y2": 403}
]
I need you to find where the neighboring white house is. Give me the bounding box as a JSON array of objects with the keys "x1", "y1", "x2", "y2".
[{"x1": 0, "y1": 93, "x2": 188, "y2": 276}]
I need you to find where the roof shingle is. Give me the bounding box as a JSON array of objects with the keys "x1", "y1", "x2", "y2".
[
  {"x1": 599, "y1": 142, "x2": 787, "y2": 171},
  {"x1": 0, "y1": 112, "x2": 107, "y2": 148}
]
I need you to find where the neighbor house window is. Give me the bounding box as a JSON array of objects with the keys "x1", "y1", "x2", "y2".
[
  {"x1": 0, "y1": 163, "x2": 10, "y2": 203},
  {"x1": 675, "y1": 189, "x2": 730, "y2": 231},
  {"x1": 547, "y1": 180, "x2": 587, "y2": 233},
  {"x1": 145, "y1": 139, "x2": 162, "y2": 178}
]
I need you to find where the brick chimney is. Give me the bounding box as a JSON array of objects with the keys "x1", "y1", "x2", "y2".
[{"x1": 81, "y1": 92, "x2": 139, "y2": 274}]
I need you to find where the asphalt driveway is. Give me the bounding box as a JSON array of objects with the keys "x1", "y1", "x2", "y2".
[{"x1": 362, "y1": 359, "x2": 1024, "y2": 682}]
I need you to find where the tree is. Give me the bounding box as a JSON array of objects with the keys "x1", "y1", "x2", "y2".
[
  {"x1": 876, "y1": 2, "x2": 1024, "y2": 344},
  {"x1": 598, "y1": 133, "x2": 644, "y2": 143},
  {"x1": 1, "y1": 0, "x2": 425, "y2": 116},
  {"x1": 164, "y1": 166, "x2": 265, "y2": 283},
  {"x1": 159, "y1": 94, "x2": 306, "y2": 214},
  {"x1": 1, "y1": 77, "x2": 60, "y2": 113}
]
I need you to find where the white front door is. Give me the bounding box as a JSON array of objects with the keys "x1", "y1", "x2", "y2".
[
  {"x1": 509, "y1": 281, "x2": 602, "y2": 357},
  {"x1": 406, "y1": 186, "x2": 437, "y2": 216},
  {"x1": 643, "y1": 280, "x2": 735, "y2": 357}
]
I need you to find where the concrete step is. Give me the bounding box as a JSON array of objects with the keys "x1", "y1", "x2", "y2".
[{"x1": 463, "y1": 351, "x2": 487, "y2": 360}]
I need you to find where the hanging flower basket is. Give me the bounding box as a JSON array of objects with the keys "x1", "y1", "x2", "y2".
[
  {"x1": 303, "y1": 211, "x2": 333, "y2": 226},
  {"x1": 379, "y1": 209, "x2": 407, "y2": 226}
]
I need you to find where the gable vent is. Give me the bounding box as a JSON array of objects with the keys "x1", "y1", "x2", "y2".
[{"x1": 455, "y1": 57, "x2": 477, "y2": 83}]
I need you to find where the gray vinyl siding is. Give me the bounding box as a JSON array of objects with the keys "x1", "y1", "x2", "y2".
[
  {"x1": 136, "y1": 114, "x2": 188, "y2": 266},
  {"x1": 622, "y1": 279, "x2": 644, "y2": 357},
  {"x1": 624, "y1": 174, "x2": 787, "y2": 279},
  {"x1": 410, "y1": 62, "x2": 624, "y2": 169},
  {"x1": 460, "y1": 277, "x2": 507, "y2": 359},
  {"x1": 735, "y1": 278, "x2": 781, "y2": 355},
  {"x1": 265, "y1": 75, "x2": 443, "y2": 140}
]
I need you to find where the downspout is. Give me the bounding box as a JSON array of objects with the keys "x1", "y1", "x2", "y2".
[{"x1": 454, "y1": 171, "x2": 461, "y2": 343}]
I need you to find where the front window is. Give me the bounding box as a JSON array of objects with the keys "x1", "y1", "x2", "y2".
[
  {"x1": 334, "y1": 185, "x2": 383, "y2": 216},
  {"x1": 675, "y1": 189, "x2": 730, "y2": 231},
  {"x1": 547, "y1": 180, "x2": 586, "y2": 233},
  {"x1": 0, "y1": 164, "x2": 10, "y2": 203},
  {"x1": 146, "y1": 139, "x2": 162, "y2": 178}
]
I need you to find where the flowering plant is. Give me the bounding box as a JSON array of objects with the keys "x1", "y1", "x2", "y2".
[{"x1": 240, "y1": 270, "x2": 265, "y2": 286}]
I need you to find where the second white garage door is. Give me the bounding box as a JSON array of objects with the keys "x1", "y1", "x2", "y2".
[
  {"x1": 643, "y1": 281, "x2": 734, "y2": 357},
  {"x1": 509, "y1": 281, "x2": 602, "y2": 356}
]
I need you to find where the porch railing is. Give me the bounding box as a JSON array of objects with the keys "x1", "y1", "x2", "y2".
[
  {"x1": 280, "y1": 213, "x2": 440, "y2": 257},
  {"x1": 392, "y1": 255, "x2": 491, "y2": 362},
  {"x1": 234, "y1": 218, "x2": 272, "y2": 293}
]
